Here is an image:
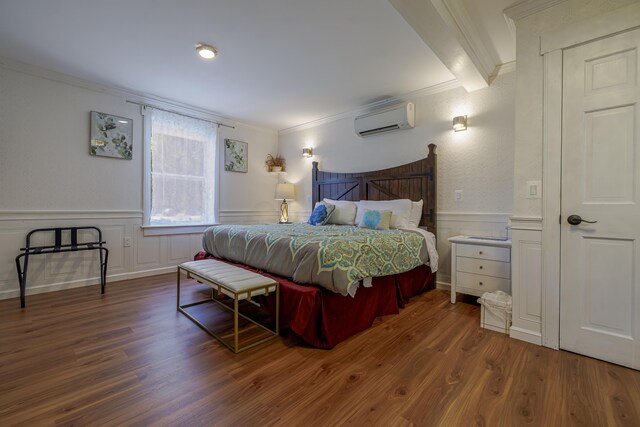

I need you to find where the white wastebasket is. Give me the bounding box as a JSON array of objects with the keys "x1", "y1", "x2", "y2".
[{"x1": 478, "y1": 291, "x2": 512, "y2": 334}]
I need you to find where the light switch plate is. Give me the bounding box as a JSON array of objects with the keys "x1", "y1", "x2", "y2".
[{"x1": 526, "y1": 181, "x2": 542, "y2": 199}]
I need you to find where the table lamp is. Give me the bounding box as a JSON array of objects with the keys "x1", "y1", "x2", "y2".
[{"x1": 275, "y1": 183, "x2": 295, "y2": 223}]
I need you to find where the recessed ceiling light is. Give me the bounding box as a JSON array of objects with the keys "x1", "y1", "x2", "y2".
[{"x1": 196, "y1": 43, "x2": 217, "y2": 60}]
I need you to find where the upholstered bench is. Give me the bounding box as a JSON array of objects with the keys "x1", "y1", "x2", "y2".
[{"x1": 177, "y1": 259, "x2": 279, "y2": 353}]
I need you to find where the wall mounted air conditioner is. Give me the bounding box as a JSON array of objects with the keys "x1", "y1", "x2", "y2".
[{"x1": 354, "y1": 102, "x2": 415, "y2": 137}]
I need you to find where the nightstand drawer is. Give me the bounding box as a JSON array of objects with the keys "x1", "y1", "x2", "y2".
[
  {"x1": 456, "y1": 244, "x2": 510, "y2": 262},
  {"x1": 457, "y1": 257, "x2": 510, "y2": 279},
  {"x1": 456, "y1": 272, "x2": 510, "y2": 293}
]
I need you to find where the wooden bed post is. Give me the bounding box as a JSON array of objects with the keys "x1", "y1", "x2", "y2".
[
  {"x1": 427, "y1": 143, "x2": 437, "y2": 235},
  {"x1": 312, "y1": 161, "x2": 319, "y2": 207}
]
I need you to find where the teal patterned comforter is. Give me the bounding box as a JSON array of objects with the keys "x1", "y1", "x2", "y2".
[{"x1": 202, "y1": 223, "x2": 430, "y2": 296}]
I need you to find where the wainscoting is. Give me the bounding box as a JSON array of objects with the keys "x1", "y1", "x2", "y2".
[
  {"x1": 509, "y1": 217, "x2": 543, "y2": 345},
  {"x1": 0, "y1": 210, "x2": 510, "y2": 302},
  {"x1": 0, "y1": 210, "x2": 279, "y2": 301}
]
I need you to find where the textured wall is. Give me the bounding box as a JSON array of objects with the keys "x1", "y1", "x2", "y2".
[
  {"x1": 0, "y1": 66, "x2": 278, "y2": 214},
  {"x1": 512, "y1": 0, "x2": 637, "y2": 217},
  {"x1": 218, "y1": 124, "x2": 281, "y2": 217},
  {"x1": 0, "y1": 68, "x2": 142, "y2": 211},
  {"x1": 278, "y1": 72, "x2": 515, "y2": 216},
  {"x1": 0, "y1": 65, "x2": 279, "y2": 299}
]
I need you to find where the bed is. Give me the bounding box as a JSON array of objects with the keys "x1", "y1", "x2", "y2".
[{"x1": 196, "y1": 144, "x2": 437, "y2": 348}]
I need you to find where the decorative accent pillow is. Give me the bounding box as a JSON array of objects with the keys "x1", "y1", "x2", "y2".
[
  {"x1": 355, "y1": 199, "x2": 412, "y2": 229},
  {"x1": 323, "y1": 199, "x2": 358, "y2": 225},
  {"x1": 308, "y1": 202, "x2": 335, "y2": 226},
  {"x1": 358, "y1": 209, "x2": 392, "y2": 230},
  {"x1": 408, "y1": 199, "x2": 424, "y2": 228}
]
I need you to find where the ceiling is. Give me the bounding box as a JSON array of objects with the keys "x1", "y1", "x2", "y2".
[{"x1": 0, "y1": 0, "x2": 517, "y2": 130}]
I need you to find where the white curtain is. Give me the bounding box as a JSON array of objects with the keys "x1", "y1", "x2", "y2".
[{"x1": 149, "y1": 108, "x2": 217, "y2": 225}]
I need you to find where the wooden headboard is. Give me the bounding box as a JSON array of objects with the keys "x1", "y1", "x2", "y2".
[{"x1": 312, "y1": 144, "x2": 437, "y2": 234}]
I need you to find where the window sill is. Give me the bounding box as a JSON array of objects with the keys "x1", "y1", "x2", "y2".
[{"x1": 141, "y1": 224, "x2": 217, "y2": 236}]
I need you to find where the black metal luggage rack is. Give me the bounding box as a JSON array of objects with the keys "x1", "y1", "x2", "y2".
[{"x1": 15, "y1": 227, "x2": 109, "y2": 308}]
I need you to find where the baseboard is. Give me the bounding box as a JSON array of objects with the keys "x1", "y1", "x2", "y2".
[
  {"x1": 0, "y1": 266, "x2": 177, "y2": 300},
  {"x1": 509, "y1": 326, "x2": 542, "y2": 345},
  {"x1": 436, "y1": 281, "x2": 451, "y2": 291}
]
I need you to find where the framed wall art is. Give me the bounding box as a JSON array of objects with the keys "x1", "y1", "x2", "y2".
[
  {"x1": 224, "y1": 138, "x2": 248, "y2": 173},
  {"x1": 90, "y1": 111, "x2": 133, "y2": 160}
]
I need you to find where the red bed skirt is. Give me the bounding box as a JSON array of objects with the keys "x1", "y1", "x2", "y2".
[{"x1": 194, "y1": 251, "x2": 435, "y2": 349}]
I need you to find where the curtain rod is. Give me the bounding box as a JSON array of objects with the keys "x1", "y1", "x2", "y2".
[{"x1": 126, "y1": 100, "x2": 235, "y2": 129}]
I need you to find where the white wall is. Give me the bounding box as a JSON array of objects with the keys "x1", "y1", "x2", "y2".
[
  {"x1": 0, "y1": 63, "x2": 279, "y2": 300},
  {"x1": 278, "y1": 72, "x2": 516, "y2": 284}
]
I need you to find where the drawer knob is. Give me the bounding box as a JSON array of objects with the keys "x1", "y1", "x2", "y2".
[
  {"x1": 479, "y1": 266, "x2": 483, "y2": 269},
  {"x1": 479, "y1": 282, "x2": 483, "y2": 286},
  {"x1": 479, "y1": 251, "x2": 483, "y2": 255}
]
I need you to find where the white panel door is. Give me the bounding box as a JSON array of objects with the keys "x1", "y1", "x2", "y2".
[{"x1": 561, "y1": 28, "x2": 640, "y2": 369}]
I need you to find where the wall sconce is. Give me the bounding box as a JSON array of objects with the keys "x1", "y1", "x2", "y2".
[
  {"x1": 302, "y1": 147, "x2": 313, "y2": 158},
  {"x1": 452, "y1": 115, "x2": 467, "y2": 132}
]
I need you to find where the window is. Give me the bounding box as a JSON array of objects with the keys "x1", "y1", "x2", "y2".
[{"x1": 143, "y1": 108, "x2": 218, "y2": 228}]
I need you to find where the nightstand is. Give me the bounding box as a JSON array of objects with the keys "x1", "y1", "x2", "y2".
[{"x1": 448, "y1": 236, "x2": 512, "y2": 304}]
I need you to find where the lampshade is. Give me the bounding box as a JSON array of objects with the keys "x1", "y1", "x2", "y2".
[{"x1": 275, "y1": 183, "x2": 295, "y2": 200}]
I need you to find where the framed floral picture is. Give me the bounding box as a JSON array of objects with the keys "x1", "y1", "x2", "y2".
[
  {"x1": 224, "y1": 139, "x2": 248, "y2": 173},
  {"x1": 90, "y1": 111, "x2": 133, "y2": 160}
]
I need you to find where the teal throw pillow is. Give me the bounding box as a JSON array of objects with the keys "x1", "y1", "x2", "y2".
[{"x1": 358, "y1": 209, "x2": 392, "y2": 230}]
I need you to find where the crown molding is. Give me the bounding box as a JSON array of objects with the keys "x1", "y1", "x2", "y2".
[
  {"x1": 495, "y1": 61, "x2": 516, "y2": 76},
  {"x1": 503, "y1": 10, "x2": 517, "y2": 41},
  {"x1": 0, "y1": 56, "x2": 277, "y2": 135},
  {"x1": 278, "y1": 79, "x2": 461, "y2": 135},
  {"x1": 503, "y1": 0, "x2": 567, "y2": 21}
]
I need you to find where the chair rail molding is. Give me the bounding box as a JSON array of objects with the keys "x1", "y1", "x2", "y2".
[{"x1": 510, "y1": 216, "x2": 543, "y2": 231}]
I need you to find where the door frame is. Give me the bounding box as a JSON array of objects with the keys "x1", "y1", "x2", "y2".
[{"x1": 540, "y1": 3, "x2": 640, "y2": 349}]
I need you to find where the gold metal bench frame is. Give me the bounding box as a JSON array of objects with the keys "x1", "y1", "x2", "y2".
[{"x1": 176, "y1": 265, "x2": 280, "y2": 353}]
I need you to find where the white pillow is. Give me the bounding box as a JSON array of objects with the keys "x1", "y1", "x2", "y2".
[
  {"x1": 408, "y1": 199, "x2": 424, "y2": 228},
  {"x1": 355, "y1": 199, "x2": 412, "y2": 229},
  {"x1": 323, "y1": 199, "x2": 358, "y2": 225}
]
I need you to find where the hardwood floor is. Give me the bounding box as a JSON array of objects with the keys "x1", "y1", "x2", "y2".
[{"x1": 1, "y1": 275, "x2": 639, "y2": 426}]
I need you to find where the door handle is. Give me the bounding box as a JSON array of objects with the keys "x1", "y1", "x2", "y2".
[{"x1": 567, "y1": 214, "x2": 597, "y2": 225}]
